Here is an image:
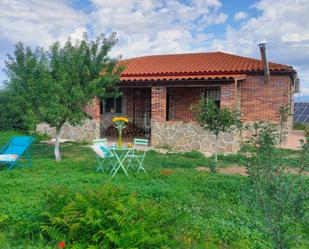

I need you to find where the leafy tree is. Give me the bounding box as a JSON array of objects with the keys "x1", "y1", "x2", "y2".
[
  {"x1": 242, "y1": 122, "x2": 308, "y2": 249},
  {"x1": 4, "y1": 33, "x2": 122, "y2": 160},
  {"x1": 2, "y1": 44, "x2": 48, "y2": 131},
  {"x1": 194, "y1": 97, "x2": 240, "y2": 172}
]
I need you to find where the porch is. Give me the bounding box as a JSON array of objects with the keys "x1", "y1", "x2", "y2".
[{"x1": 99, "y1": 79, "x2": 241, "y2": 153}]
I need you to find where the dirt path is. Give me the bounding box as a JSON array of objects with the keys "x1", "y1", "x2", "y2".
[{"x1": 196, "y1": 166, "x2": 309, "y2": 176}]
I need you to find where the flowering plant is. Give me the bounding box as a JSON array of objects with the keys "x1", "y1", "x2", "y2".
[
  {"x1": 112, "y1": 117, "x2": 128, "y2": 148},
  {"x1": 112, "y1": 117, "x2": 129, "y2": 123},
  {"x1": 58, "y1": 241, "x2": 65, "y2": 248}
]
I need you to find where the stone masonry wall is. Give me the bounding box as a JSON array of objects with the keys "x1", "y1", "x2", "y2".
[
  {"x1": 37, "y1": 119, "x2": 99, "y2": 142},
  {"x1": 151, "y1": 121, "x2": 239, "y2": 154},
  {"x1": 36, "y1": 98, "x2": 100, "y2": 142}
]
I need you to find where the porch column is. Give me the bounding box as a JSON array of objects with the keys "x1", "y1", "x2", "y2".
[
  {"x1": 220, "y1": 82, "x2": 237, "y2": 109},
  {"x1": 151, "y1": 86, "x2": 167, "y2": 122}
]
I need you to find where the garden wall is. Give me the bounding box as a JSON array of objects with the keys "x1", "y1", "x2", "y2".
[
  {"x1": 151, "y1": 121, "x2": 239, "y2": 154},
  {"x1": 36, "y1": 119, "x2": 100, "y2": 142}
]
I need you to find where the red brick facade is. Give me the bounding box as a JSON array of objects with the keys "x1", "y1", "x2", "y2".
[
  {"x1": 241, "y1": 75, "x2": 291, "y2": 122},
  {"x1": 85, "y1": 75, "x2": 293, "y2": 132},
  {"x1": 167, "y1": 87, "x2": 201, "y2": 121},
  {"x1": 221, "y1": 82, "x2": 237, "y2": 109}
]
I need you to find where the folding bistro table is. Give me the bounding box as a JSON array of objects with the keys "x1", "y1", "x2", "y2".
[{"x1": 109, "y1": 146, "x2": 133, "y2": 177}]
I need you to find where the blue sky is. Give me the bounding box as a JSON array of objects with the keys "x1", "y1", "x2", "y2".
[{"x1": 1, "y1": 0, "x2": 308, "y2": 101}]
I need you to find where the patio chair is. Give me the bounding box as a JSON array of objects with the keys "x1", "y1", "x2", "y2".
[
  {"x1": 0, "y1": 136, "x2": 34, "y2": 171},
  {"x1": 93, "y1": 138, "x2": 108, "y2": 146},
  {"x1": 127, "y1": 138, "x2": 149, "y2": 173},
  {"x1": 91, "y1": 138, "x2": 115, "y2": 172}
]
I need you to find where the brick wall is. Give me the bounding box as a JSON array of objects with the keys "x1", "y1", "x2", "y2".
[
  {"x1": 167, "y1": 87, "x2": 202, "y2": 121},
  {"x1": 83, "y1": 74, "x2": 292, "y2": 141},
  {"x1": 167, "y1": 84, "x2": 236, "y2": 122},
  {"x1": 151, "y1": 86, "x2": 167, "y2": 122},
  {"x1": 221, "y1": 82, "x2": 236, "y2": 109},
  {"x1": 241, "y1": 75, "x2": 291, "y2": 123},
  {"x1": 162, "y1": 76, "x2": 292, "y2": 124}
]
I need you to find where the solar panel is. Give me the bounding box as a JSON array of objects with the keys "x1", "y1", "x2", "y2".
[{"x1": 294, "y1": 102, "x2": 309, "y2": 124}]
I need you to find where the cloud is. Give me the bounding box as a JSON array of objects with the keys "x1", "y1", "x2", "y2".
[
  {"x1": 0, "y1": 0, "x2": 227, "y2": 58},
  {"x1": 0, "y1": 0, "x2": 88, "y2": 47},
  {"x1": 211, "y1": 0, "x2": 309, "y2": 95},
  {"x1": 234, "y1": 11, "x2": 247, "y2": 21},
  {"x1": 90, "y1": 0, "x2": 227, "y2": 57}
]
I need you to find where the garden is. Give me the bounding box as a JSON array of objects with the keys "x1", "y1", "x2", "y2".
[
  {"x1": 0, "y1": 33, "x2": 308, "y2": 249},
  {"x1": 0, "y1": 130, "x2": 308, "y2": 249}
]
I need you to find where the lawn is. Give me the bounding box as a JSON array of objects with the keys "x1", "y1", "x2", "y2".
[{"x1": 0, "y1": 131, "x2": 308, "y2": 248}]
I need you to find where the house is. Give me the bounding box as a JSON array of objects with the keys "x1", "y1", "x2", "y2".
[{"x1": 37, "y1": 51, "x2": 297, "y2": 153}]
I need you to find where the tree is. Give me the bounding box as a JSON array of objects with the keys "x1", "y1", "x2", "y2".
[
  {"x1": 194, "y1": 97, "x2": 240, "y2": 172},
  {"x1": 2, "y1": 44, "x2": 48, "y2": 131},
  {"x1": 242, "y1": 122, "x2": 308, "y2": 249},
  {"x1": 4, "y1": 33, "x2": 122, "y2": 161}
]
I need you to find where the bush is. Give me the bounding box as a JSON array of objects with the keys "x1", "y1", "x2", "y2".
[
  {"x1": 40, "y1": 183, "x2": 175, "y2": 248},
  {"x1": 241, "y1": 123, "x2": 308, "y2": 248}
]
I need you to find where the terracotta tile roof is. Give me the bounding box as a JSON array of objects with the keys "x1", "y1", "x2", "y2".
[
  {"x1": 120, "y1": 74, "x2": 246, "y2": 82},
  {"x1": 120, "y1": 52, "x2": 294, "y2": 82}
]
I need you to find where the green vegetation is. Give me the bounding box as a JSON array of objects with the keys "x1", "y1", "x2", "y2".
[
  {"x1": 1, "y1": 33, "x2": 122, "y2": 161},
  {"x1": 0, "y1": 131, "x2": 308, "y2": 248},
  {"x1": 194, "y1": 97, "x2": 240, "y2": 172},
  {"x1": 293, "y1": 122, "x2": 309, "y2": 137},
  {"x1": 242, "y1": 122, "x2": 308, "y2": 249}
]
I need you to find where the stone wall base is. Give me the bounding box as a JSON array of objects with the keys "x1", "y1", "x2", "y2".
[
  {"x1": 36, "y1": 119, "x2": 99, "y2": 142},
  {"x1": 151, "y1": 121, "x2": 239, "y2": 154}
]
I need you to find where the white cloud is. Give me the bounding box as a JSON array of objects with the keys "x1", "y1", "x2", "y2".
[
  {"x1": 234, "y1": 11, "x2": 247, "y2": 21},
  {"x1": 90, "y1": 0, "x2": 227, "y2": 58},
  {"x1": 211, "y1": 0, "x2": 309, "y2": 95},
  {"x1": 0, "y1": 0, "x2": 88, "y2": 47},
  {"x1": 1, "y1": 0, "x2": 307, "y2": 98}
]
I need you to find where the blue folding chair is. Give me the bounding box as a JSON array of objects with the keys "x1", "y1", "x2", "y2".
[
  {"x1": 0, "y1": 136, "x2": 34, "y2": 171},
  {"x1": 91, "y1": 139, "x2": 115, "y2": 172},
  {"x1": 127, "y1": 138, "x2": 149, "y2": 173}
]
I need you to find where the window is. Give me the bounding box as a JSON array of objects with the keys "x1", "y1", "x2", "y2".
[
  {"x1": 204, "y1": 88, "x2": 221, "y2": 108},
  {"x1": 101, "y1": 97, "x2": 122, "y2": 114}
]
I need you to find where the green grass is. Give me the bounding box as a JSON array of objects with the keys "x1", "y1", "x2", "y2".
[
  {"x1": 0, "y1": 131, "x2": 307, "y2": 248},
  {"x1": 293, "y1": 122, "x2": 309, "y2": 137}
]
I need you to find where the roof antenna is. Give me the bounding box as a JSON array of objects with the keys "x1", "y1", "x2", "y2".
[{"x1": 258, "y1": 43, "x2": 270, "y2": 83}]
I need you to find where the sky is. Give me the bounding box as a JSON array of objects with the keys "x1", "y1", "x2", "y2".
[{"x1": 0, "y1": 0, "x2": 308, "y2": 101}]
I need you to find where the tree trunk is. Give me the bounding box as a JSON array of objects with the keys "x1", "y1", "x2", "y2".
[
  {"x1": 54, "y1": 127, "x2": 62, "y2": 161},
  {"x1": 214, "y1": 134, "x2": 219, "y2": 164}
]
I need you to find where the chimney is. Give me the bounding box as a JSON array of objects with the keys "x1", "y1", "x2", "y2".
[{"x1": 258, "y1": 43, "x2": 270, "y2": 83}]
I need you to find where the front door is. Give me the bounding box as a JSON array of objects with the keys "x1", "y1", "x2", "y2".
[{"x1": 133, "y1": 88, "x2": 151, "y2": 137}]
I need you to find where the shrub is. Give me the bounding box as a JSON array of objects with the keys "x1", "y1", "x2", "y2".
[
  {"x1": 193, "y1": 97, "x2": 240, "y2": 172},
  {"x1": 40, "y1": 183, "x2": 175, "y2": 248},
  {"x1": 241, "y1": 122, "x2": 309, "y2": 249}
]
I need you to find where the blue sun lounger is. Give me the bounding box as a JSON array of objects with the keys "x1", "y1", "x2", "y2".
[{"x1": 0, "y1": 136, "x2": 34, "y2": 171}]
